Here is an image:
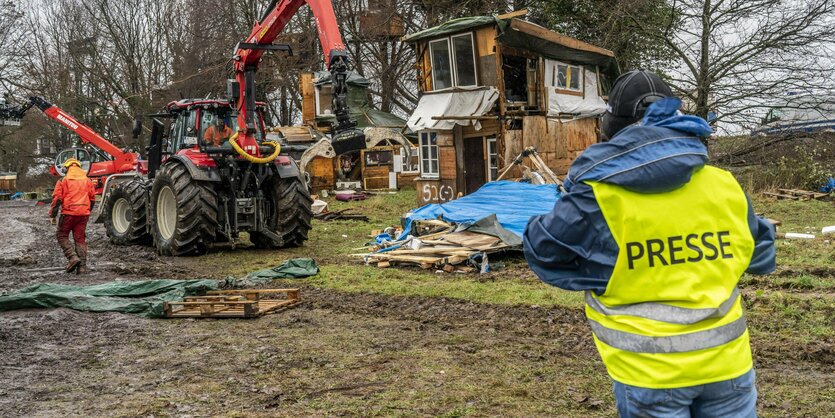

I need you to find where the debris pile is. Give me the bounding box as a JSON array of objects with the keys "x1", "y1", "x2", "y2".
[
  {"x1": 355, "y1": 219, "x2": 510, "y2": 272},
  {"x1": 355, "y1": 180, "x2": 562, "y2": 273}
]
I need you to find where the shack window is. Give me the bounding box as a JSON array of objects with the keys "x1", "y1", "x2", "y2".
[
  {"x1": 419, "y1": 131, "x2": 439, "y2": 178},
  {"x1": 428, "y1": 33, "x2": 478, "y2": 90},
  {"x1": 486, "y1": 137, "x2": 498, "y2": 181},
  {"x1": 429, "y1": 39, "x2": 453, "y2": 90},
  {"x1": 452, "y1": 33, "x2": 477, "y2": 87},
  {"x1": 554, "y1": 63, "x2": 582, "y2": 93},
  {"x1": 399, "y1": 147, "x2": 419, "y2": 173},
  {"x1": 364, "y1": 149, "x2": 393, "y2": 167}
]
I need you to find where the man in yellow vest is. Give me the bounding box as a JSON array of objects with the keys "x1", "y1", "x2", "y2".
[{"x1": 523, "y1": 70, "x2": 775, "y2": 417}]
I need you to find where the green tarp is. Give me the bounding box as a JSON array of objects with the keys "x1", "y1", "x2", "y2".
[
  {"x1": 0, "y1": 279, "x2": 218, "y2": 318},
  {"x1": 0, "y1": 258, "x2": 320, "y2": 318},
  {"x1": 244, "y1": 258, "x2": 319, "y2": 281},
  {"x1": 402, "y1": 16, "x2": 499, "y2": 43}
]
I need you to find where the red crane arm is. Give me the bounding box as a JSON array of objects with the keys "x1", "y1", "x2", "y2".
[
  {"x1": 231, "y1": 0, "x2": 363, "y2": 156},
  {"x1": 236, "y1": 0, "x2": 346, "y2": 70},
  {"x1": 27, "y1": 97, "x2": 137, "y2": 172}
]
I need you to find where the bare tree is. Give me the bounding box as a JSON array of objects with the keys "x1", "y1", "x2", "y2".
[
  {"x1": 0, "y1": 1, "x2": 28, "y2": 93},
  {"x1": 628, "y1": 0, "x2": 835, "y2": 132}
]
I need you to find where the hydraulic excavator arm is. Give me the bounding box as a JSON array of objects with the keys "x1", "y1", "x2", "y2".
[{"x1": 230, "y1": 0, "x2": 365, "y2": 157}]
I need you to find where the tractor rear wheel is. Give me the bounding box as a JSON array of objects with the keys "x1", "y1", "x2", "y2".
[
  {"x1": 150, "y1": 163, "x2": 219, "y2": 256},
  {"x1": 250, "y1": 176, "x2": 313, "y2": 249},
  {"x1": 104, "y1": 178, "x2": 151, "y2": 245}
]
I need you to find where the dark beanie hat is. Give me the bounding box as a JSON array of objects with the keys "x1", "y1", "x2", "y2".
[{"x1": 600, "y1": 70, "x2": 674, "y2": 140}]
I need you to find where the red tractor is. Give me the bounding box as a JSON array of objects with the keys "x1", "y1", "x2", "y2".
[{"x1": 97, "y1": 0, "x2": 365, "y2": 255}]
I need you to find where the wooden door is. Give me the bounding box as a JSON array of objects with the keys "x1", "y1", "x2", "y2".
[{"x1": 463, "y1": 137, "x2": 486, "y2": 194}]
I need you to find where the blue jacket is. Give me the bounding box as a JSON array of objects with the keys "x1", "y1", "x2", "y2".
[{"x1": 523, "y1": 98, "x2": 776, "y2": 294}]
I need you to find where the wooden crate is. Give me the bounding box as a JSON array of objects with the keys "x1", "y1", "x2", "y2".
[{"x1": 164, "y1": 289, "x2": 301, "y2": 318}]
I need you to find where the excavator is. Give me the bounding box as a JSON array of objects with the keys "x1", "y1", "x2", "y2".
[
  {"x1": 91, "y1": 0, "x2": 367, "y2": 254},
  {"x1": 0, "y1": 95, "x2": 143, "y2": 194}
]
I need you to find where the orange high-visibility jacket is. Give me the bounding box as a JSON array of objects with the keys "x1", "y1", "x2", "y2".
[
  {"x1": 51, "y1": 165, "x2": 96, "y2": 217},
  {"x1": 203, "y1": 124, "x2": 233, "y2": 146}
]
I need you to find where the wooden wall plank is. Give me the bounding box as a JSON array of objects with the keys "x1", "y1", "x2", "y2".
[
  {"x1": 308, "y1": 156, "x2": 335, "y2": 192},
  {"x1": 439, "y1": 145, "x2": 457, "y2": 180},
  {"x1": 416, "y1": 179, "x2": 457, "y2": 205},
  {"x1": 300, "y1": 72, "x2": 315, "y2": 125}
]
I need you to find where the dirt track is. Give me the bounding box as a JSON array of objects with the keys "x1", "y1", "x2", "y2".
[{"x1": 0, "y1": 203, "x2": 832, "y2": 417}]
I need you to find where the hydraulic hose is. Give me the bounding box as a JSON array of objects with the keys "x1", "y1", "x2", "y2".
[{"x1": 227, "y1": 131, "x2": 281, "y2": 164}]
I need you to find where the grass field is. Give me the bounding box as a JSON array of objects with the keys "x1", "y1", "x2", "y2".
[
  {"x1": 2, "y1": 187, "x2": 832, "y2": 417},
  {"x1": 175, "y1": 188, "x2": 835, "y2": 416}
]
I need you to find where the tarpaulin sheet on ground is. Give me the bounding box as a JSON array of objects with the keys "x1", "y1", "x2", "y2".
[
  {"x1": 0, "y1": 258, "x2": 320, "y2": 317},
  {"x1": 0, "y1": 279, "x2": 218, "y2": 318},
  {"x1": 400, "y1": 181, "x2": 560, "y2": 246},
  {"x1": 245, "y1": 258, "x2": 319, "y2": 281}
]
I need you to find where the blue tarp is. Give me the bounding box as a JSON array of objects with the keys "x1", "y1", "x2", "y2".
[{"x1": 400, "y1": 181, "x2": 561, "y2": 240}]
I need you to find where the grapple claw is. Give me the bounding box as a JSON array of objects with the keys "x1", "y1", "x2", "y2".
[{"x1": 331, "y1": 128, "x2": 366, "y2": 155}]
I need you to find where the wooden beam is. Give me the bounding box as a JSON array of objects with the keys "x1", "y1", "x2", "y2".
[
  {"x1": 497, "y1": 9, "x2": 529, "y2": 20},
  {"x1": 431, "y1": 115, "x2": 498, "y2": 120},
  {"x1": 508, "y1": 19, "x2": 615, "y2": 58}
]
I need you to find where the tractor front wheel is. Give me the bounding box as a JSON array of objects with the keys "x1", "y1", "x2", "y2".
[
  {"x1": 150, "y1": 163, "x2": 219, "y2": 256},
  {"x1": 103, "y1": 177, "x2": 151, "y2": 245},
  {"x1": 250, "y1": 176, "x2": 313, "y2": 249}
]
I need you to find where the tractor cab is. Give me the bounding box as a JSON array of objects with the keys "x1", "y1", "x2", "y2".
[{"x1": 164, "y1": 99, "x2": 267, "y2": 155}]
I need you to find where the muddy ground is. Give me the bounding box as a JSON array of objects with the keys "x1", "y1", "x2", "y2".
[{"x1": 0, "y1": 203, "x2": 832, "y2": 417}]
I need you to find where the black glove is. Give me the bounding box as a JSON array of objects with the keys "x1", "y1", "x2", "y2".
[{"x1": 50, "y1": 200, "x2": 61, "y2": 218}]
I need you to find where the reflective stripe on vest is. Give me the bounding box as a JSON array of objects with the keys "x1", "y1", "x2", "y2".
[
  {"x1": 586, "y1": 165, "x2": 756, "y2": 388},
  {"x1": 585, "y1": 288, "x2": 740, "y2": 325},
  {"x1": 588, "y1": 315, "x2": 747, "y2": 354}
]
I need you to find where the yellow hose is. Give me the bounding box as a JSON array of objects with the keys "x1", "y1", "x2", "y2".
[{"x1": 227, "y1": 131, "x2": 281, "y2": 164}]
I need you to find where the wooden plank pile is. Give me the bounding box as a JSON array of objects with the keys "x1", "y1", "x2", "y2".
[
  {"x1": 314, "y1": 208, "x2": 369, "y2": 221},
  {"x1": 355, "y1": 219, "x2": 511, "y2": 272},
  {"x1": 164, "y1": 289, "x2": 301, "y2": 318},
  {"x1": 763, "y1": 188, "x2": 829, "y2": 201}
]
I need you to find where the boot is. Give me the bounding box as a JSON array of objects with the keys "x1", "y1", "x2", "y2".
[
  {"x1": 65, "y1": 256, "x2": 81, "y2": 273},
  {"x1": 75, "y1": 243, "x2": 88, "y2": 275},
  {"x1": 58, "y1": 230, "x2": 79, "y2": 272}
]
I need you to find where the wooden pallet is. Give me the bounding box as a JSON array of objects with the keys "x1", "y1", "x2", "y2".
[
  {"x1": 763, "y1": 189, "x2": 829, "y2": 201},
  {"x1": 164, "y1": 289, "x2": 301, "y2": 318}
]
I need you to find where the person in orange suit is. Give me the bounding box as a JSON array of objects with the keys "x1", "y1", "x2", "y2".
[
  {"x1": 203, "y1": 118, "x2": 233, "y2": 146},
  {"x1": 50, "y1": 158, "x2": 96, "y2": 274}
]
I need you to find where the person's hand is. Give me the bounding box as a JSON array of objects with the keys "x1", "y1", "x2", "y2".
[{"x1": 49, "y1": 217, "x2": 57, "y2": 225}]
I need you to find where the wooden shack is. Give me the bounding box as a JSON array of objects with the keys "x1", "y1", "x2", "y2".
[
  {"x1": 0, "y1": 172, "x2": 17, "y2": 192},
  {"x1": 296, "y1": 72, "x2": 417, "y2": 192},
  {"x1": 403, "y1": 11, "x2": 618, "y2": 204}
]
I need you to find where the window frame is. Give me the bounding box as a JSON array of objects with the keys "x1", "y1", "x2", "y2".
[
  {"x1": 399, "y1": 146, "x2": 420, "y2": 174},
  {"x1": 428, "y1": 32, "x2": 478, "y2": 91},
  {"x1": 429, "y1": 38, "x2": 454, "y2": 91},
  {"x1": 485, "y1": 136, "x2": 498, "y2": 181},
  {"x1": 418, "y1": 131, "x2": 439, "y2": 179},
  {"x1": 553, "y1": 62, "x2": 584, "y2": 96},
  {"x1": 450, "y1": 32, "x2": 478, "y2": 88}
]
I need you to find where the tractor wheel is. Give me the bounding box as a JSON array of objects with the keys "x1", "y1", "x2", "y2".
[
  {"x1": 103, "y1": 178, "x2": 151, "y2": 245},
  {"x1": 150, "y1": 163, "x2": 219, "y2": 256},
  {"x1": 250, "y1": 176, "x2": 313, "y2": 249}
]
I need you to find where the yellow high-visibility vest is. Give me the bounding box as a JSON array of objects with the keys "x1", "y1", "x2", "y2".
[{"x1": 586, "y1": 166, "x2": 756, "y2": 389}]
